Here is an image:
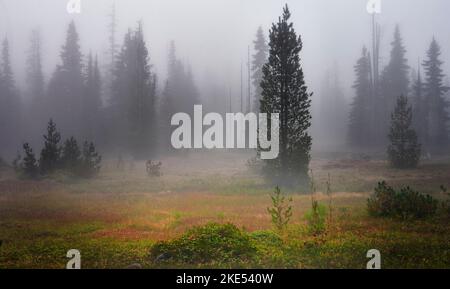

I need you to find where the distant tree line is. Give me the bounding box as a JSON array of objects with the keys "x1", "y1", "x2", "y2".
[
  {"x1": 349, "y1": 25, "x2": 449, "y2": 156},
  {"x1": 0, "y1": 13, "x2": 201, "y2": 161}
]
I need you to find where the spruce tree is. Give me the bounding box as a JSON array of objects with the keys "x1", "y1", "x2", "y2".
[
  {"x1": 379, "y1": 26, "x2": 410, "y2": 145},
  {"x1": 21, "y1": 143, "x2": 39, "y2": 178},
  {"x1": 0, "y1": 38, "x2": 21, "y2": 155},
  {"x1": 422, "y1": 38, "x2": 449, "y2": 153},
  {"x1": 387, "y1": 95, "x2": 421, "y2": 168},
  {"x1": 47, "y1": 21, "x2": 84, "y2": 138},
  {"x1": 383, "y1": 26, "x2": 410, "y2": 108},
  {"x1": 39, "y1": 119, "x2": 61, "y2": 174},
  {"x1": 160, "y1": 41, "x2": 199, "y2": 152},
  {"x1": 111, "y1": 23, "x2": 157, "y2": 158},
  {"x1": 251, "y1": 26, "x2": 268, "y2": 112},
  {"x1": 83, "y1": 53, "x2": 102, "y2": 140},
  {"x1": 259, "y1": 5, "x2": 312, "y2": 184},
  {"x1": 348, "y1": 47, "x2": 372, "y2": 148},
  {"x1": 81, "y1": 141, "x2": 102, "y2": 177},
  {"x1": 61, "y1": 137, "x2": 81, "y2": 173},
  {"x1": 26, "y1": 29, "x2": 45, "y2": 113}
]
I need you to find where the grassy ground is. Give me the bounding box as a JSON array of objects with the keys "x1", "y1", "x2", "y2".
[{"x1": 0, "y1": 152, "x2": 449, "y2": 268}]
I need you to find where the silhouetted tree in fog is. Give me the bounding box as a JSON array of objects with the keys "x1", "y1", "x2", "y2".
[
  {"x1": 259, "y1": 5, "x2": 312, "y2": 185},
  {"x1": 388, "y1": 95, "x2": 421, "y2": 168},
  {"x1": 422, "y1": 38, "x2": 449, "y2": 153},
  {"x1": 61, "y1": 136, "x2": 81, "y2": 174},
  {"x1": 110, "y1": 22, "x2": 157, "y2": 159},
  {"x1": 39, "y1": 119, "x2": 61, "y2": 174},
  {"x1": 379, "y1": 25, "x2": 410, "y2": 143},
  {"x1": 83, "y1": 53, "x2": 102, "y2": 141},
  {"x1": 315, "y1": 63, "x2": 347, "y2": 149},
  {"x1": 160, "y1": 41, "x2": 199, "y2": 152},
  {"x1": 26, "y1": 29, "x2": 46, "y2": 137},
  {"x1": 251, "y1": 26, "x2": 268, "y2": 112},
  {"x1": 348, "y1": 47, "x2": 372, "y2": 148},
  {"x1": 0, "y1": 38, "x2": 21, "y2": 156},
  {"x1": 47, "y1": 21, "x2": 84, "y2": 139}
]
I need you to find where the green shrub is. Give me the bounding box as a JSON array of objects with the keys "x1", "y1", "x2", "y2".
[
  {"x1": 368, "y1": 182, "x2": 438, "y2": 219},
  {"x1": 304, "y1": 200, "x2": 327, "y2": 235},
  {"x1": 367, "y1": 181, "x2": 397, "y2": 217},
  {"x1": 150, "y1": 223, "x2": 256, "y2": 264}
]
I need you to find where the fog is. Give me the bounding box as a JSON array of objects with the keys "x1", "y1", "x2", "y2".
[{"x1": 1, "y1": 0, "x2": 450, "y2": 158}]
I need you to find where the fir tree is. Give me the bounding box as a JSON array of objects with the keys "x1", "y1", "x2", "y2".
[
  {"x1": 81, "y1": 141, "x2": 102, "y2": 177},
  {"x1": 83, "y1": 53, "x2": 102, "y2": 140},
  {"x1": 259, "y1": 5, "x2": 312, "y2": 184},
  {"x1": 251, "y1": 26, "x2": 268, "y2": 112},
  {"x1": 21, "y1": 143, "x2": 39, "y2": 178},
  {"x1": 111, "y1": 23, "x2": 157, "y2": 158},
  {"x1": 0, "y1": 38, "x2": 21, "y2": 155},
  {"x1": 348, "y1": 47, "x2": 372, "y2": 148},
  {"x1": 379, "y1": 25, "x2": 410, "y2": 144},
  {"x1": 315, "y1": 63, "x2": 347, "y2": 148},
  {"x1": 387, "y1": 95, "x2": 421, "y2": 168},
  {"x1": 160, "y1": 41, "x2": 199, "y2": 152},
  {"x1": 39, "y1": 119, "x2": 61, "y2": 173},
  {"x1": 26, "y1": 29, "x2": 46, "y2": 142},
  {"x1": 422, "y1": 38, "x2": 449, "y2": 153},
  {"x1": 61, "y1": 137, "x2": 81, "y2": 173},
  {"x1": 26, "y1": 29, "x2": 45, "y2": 111},
  {"x1": 383, "y1": 26, "x2": 410, "y2": 108},
  {"x1": 47, "y1": 21, "x2": 84, "y2": 138}
]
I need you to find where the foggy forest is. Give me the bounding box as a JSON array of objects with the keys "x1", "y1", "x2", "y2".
[{"x1": 0, "y1": 0, "x2": 449, "y2": 270}]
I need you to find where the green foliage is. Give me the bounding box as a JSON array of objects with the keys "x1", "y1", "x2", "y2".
[
  {"x1": 368, "y1": 181, "x2": 438, "y2": 219},
  {"x1": 304, "y1": 200, "x2": 327, "y2": 235},
  {"x1": 387, "y1": 95, "x2": 421, "y2": 169},
  {"x1": 267, "y1": 186, "x2": 292, "y2": 232},
  {"x1": 150, "y1": 223, "x2": 257, "y2": 264}
]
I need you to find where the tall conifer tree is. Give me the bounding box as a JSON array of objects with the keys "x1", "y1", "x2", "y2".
[{"x1": 259, "y1": 5, "x2": 312, "y2": 185}]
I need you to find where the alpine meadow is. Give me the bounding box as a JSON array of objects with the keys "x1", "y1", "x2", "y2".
[{"x1": 0, "y1": 0, "x2": 449, "y2": 271}]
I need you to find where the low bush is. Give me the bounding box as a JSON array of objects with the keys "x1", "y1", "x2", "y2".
[
  {"x1": 368, "y1": 181, "x2": 438, "y2": 219},
  {"x1": 150, "y1": 223, "x2": 257, "y2": 265}
]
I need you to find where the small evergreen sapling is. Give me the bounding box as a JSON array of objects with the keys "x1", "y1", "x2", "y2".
[
  {"x1": 267, "y1": 186, "x2": 293, "y2": 232},
  {"x1": 39, "y1": 119, "x2": 61, "y2": 174}
]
